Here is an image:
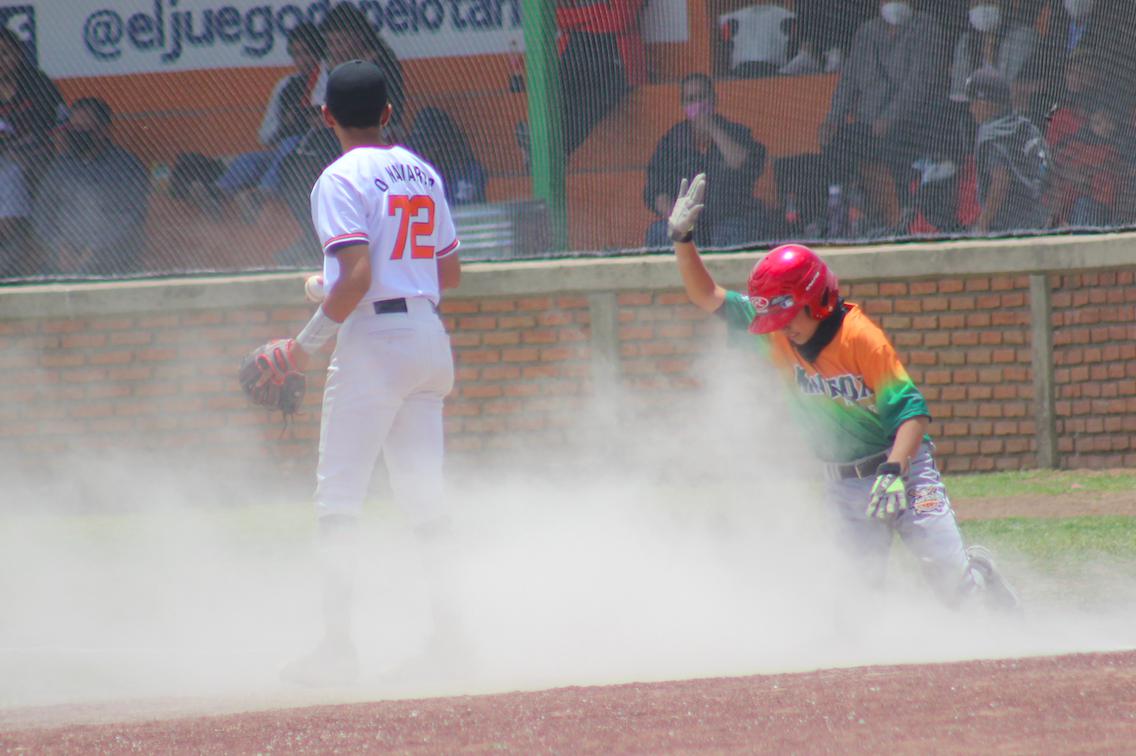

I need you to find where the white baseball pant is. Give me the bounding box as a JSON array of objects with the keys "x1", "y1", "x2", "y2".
[{"x1": 315, "y1": 297, "x2": 454, "y2": 526}]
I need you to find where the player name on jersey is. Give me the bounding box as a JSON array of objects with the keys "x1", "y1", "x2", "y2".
[{"x1": 375, "y1": 162, "x2": 437, "y2": 192}]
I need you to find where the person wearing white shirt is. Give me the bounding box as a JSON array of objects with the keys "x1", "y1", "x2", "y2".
[{"x1": 279, "y1": 60, "x2": 464, "y2": 688}]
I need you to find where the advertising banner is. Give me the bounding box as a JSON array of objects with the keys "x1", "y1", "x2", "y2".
[{"x1": 0, "y1": 0, "x2": 688, "y2": 78}]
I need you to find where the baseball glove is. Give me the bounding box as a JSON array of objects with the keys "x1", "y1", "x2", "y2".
[{"x1": 238, "y1": 338, "x2": 306, "y2": 417}]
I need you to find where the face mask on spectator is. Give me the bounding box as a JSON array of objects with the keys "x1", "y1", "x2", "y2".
[
  {"x1": 1063, "y1": 0, "x2": 1094, "y2": 20},
  {"x1": 968, "y1": 5, "x2": 1001, "y2": 33},
  {"x1": 880, "y1": 2, "x2": 914, "y2": 26},
  {"x1": 66, "y1": 129, "x2": 102, "y2": 157},
  {"x1": 683, "y1": 101, "x2": 712, "y2": 120}
]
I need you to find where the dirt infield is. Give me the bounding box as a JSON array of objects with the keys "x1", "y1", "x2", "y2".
[
  {"x1": 2, "y1": 650, "x2": 1134, "y2": 754},
  {"x1": 954, "y1": 491, "x2": 1136, "y2": 521}
]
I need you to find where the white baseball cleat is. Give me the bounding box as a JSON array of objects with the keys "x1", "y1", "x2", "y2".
[
  {"x1": 966, "y1": 545, "x2": 1022, "y2": 613},
  {"x1": 280, "y1": 638, "x2": 359, "y2": 688}
]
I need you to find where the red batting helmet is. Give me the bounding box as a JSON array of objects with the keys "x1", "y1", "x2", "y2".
[{"x1": 747, "y1": 244, "x2": 839, "y2": 334}]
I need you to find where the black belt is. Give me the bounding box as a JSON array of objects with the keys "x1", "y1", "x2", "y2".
[
  {"x1": 824, "y1": 451, "x2": 889, "y2": 481},
  {"x1": 373, "y1": 298, "x2": 438, "y2": 315}
]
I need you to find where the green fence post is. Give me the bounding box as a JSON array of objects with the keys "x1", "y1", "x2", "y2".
[{"x1": 521, "y1": 0, "x2": 568, "y2": 251}]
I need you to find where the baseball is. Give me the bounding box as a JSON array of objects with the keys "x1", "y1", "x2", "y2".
[{"x1": 304, "y1": 274, "x2": 325, "y2": 304}]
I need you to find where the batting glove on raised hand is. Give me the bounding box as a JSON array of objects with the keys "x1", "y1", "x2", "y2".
[
  {"x1": 667, "y1": 173, "x2": 707, "y2": 243},
  {"x1": 866, "y1": 462, "x2": 908, "y2": 518}
]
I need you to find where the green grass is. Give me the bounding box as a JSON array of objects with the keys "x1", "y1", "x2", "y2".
[
  {"x1": 961, "y1": 516, "x2": 1136, "y2": 561},
  {"x1": 956, "y1": 516, "x2": 1136, "y2": 609},
  {"x1": 945, "y1": 468, "x2": 1136, "y2": 499}
]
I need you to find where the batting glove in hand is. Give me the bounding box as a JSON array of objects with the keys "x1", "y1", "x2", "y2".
[
  {"x1": 667, "y1": 173, "x2": 707, "y2": 243},
  {"x1": 866, "y1": 462, "x2": 908, "y2": 518},
  {"x1": 238, "y1": 338, "x2": 307, "y2": 417}
]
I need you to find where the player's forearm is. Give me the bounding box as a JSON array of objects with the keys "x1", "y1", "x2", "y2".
[
  {"x1": 438, "y1": 252, "x2": 461, "y2": 290},
  {"x1": 888, "y1": 416, "x2": 929, "y2": 474},
  {"x1": 977, "y1": 168, "x2": 1012, "y2": 232},
  {"x1": 674, "y1": 241, "x2": 726, "y2": 313},
  {"x1": 293, "y1": 269, "x2": 367, "y2": 369},
  {"x1": 708, "y1": 125, "x2": 748, "y2": 169},
  {"x1": 321, "y1": 270, "x2": 369, "y2": 322}
]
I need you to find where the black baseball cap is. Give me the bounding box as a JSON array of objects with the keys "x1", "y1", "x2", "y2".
[
  {"x1": 965, "y1": 67, "x2": 1011, "y2": 105},
  {"x1": 325, "y1": 59, "x2": 389, "y2": 129}
]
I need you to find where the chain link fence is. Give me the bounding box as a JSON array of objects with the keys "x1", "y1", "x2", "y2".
[{"x1": 1, "y1": 0, "x2": 1133, "y2": 281}]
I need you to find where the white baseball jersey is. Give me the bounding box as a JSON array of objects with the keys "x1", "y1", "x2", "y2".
[{"x1": 311, "y1": 144, "x2": 459, "y2": 307}]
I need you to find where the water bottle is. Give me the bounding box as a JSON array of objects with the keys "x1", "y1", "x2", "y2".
[
  {"x1": 508, "y1": 39, "x2": 525, "y2": 93},
  {"x1": 827, "y1": 183, "x2": 846, "y2": 238},
  {"x1": 784, "y1": 191, "x2": 800, "y2": 232}
]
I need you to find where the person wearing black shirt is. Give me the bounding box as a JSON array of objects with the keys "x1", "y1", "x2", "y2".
[
  {"x1": 643, "y1": 74, "x2": 767, "y2": 249},
  {"x1": 967, "y1": 68, "x2": 1050, "y2": 233}
]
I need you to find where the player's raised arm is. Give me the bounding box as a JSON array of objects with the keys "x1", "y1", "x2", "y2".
[{"x1": 669, "y1": 173, "x2": 727, "y2": 313}]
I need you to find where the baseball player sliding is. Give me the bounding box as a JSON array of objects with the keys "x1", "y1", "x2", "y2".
[
  {"x1": 253, "y1": 60, "x2": 463, "y2": 687},
  {"x1": 668, "y1": 173, "x2": 1020, "y2": 610}
]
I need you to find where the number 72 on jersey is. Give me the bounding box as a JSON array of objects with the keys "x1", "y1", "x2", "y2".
[{"x1": 388, "y1": 195, "x2": 436, "y2": 260}]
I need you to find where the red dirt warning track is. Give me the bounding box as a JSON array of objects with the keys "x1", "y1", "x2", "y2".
[{"x1": 2, "y1": 651, "x2": 1134, "y2": 753}]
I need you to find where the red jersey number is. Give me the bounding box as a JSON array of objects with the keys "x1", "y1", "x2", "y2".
[{"x1": 388, "y1": 195, "x2": 436, "y2": 260}]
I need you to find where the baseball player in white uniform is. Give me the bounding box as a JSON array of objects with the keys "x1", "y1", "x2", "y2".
[{"x1": 280, "y1": 60, "x2": 462, "y2": 686}]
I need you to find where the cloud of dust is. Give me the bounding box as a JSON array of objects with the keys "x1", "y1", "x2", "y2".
[{"x1": 0, "y1": 334, "x2": 1134, "y2": 721}]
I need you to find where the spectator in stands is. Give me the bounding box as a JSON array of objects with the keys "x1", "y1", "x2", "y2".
[
  {"x1": 949, "y1": 1, "x2": 1038, "y2": 102},
  {"x1": 556, "y1": 0, "x2": 648, "y2": 155},
  {"x1": 32, "y1": 98, "x2": 149, "y2": 275},
  {"x1": 406, "y1": 107, "x2": 486, "y2": 205},
  {"x1": 209, "y1": 22, "x2": 327, "y2": 222},
  {"x1": 643, "y1": 74, "x2": 767, "y2": 248},
  {"x1": 1045, "y1": 97, "x2": 1129, "y2": 226},
  {"x1": 0, "y1": 28, "x2": 64, "y2": 191},
  {"x1": 1020, "y1": 0, "x2": 1130, "y2": 121},
  {"x1": 1043, "y1": 45, "x2": 1101, "y2": 147},
  {"x1": 967, "y1": 68, "x2": 1050, "y2": 233},
  {"x1": 0, "y1": 119, "x2": 31, "y2": 277},
  {"x1": 275, "y1": 3, "x2": 406, "y2": 263},
  {"x1": 781, "y1": 0, "x2": 875, "y2": 75},
  {"x1": 320, "y1": 3, "x2": 405, "y2": 133},
  {"x1": 818, "y1": 1, "x2": 947, "y2": 230}
]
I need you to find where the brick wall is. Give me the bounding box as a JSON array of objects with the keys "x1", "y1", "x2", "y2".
[
  {"x1": 0, "y1": 307, "x2": 320, "y2": 463},
  {"x1": 842, "y1": 276, "x2": 1036, "y2": 473},
  {"x1": 1051, "y1": 269, "x2": 1136, "y2": 469},
  {"x1": 442, "y1": 295, "x2": 593, "y2": 453},
  {"x1": 1, "y1": 261, "x2": 1135, "y2": 481}
]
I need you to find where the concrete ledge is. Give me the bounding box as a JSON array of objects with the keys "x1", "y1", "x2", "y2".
[{"x1": 1, "y1": 232, "x2": 1134, "y2": 318}]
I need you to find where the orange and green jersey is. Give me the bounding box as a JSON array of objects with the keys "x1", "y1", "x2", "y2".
[{"x1": 721, "y1": 290, "x2": 929, "y2": 463}]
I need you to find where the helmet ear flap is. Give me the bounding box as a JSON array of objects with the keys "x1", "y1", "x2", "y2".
[{"x1": 813, "y1": 284, "x2": 838, "y2": 320}]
